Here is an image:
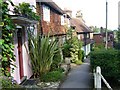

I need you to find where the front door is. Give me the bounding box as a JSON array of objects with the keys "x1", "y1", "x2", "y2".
[{"x1": 17, "y1": 29, "x2": 24, "y2": 79}]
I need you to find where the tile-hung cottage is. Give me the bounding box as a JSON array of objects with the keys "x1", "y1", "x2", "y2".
[
  {"x1": 65, "y1": 10, "x2": 93, "y2": 56},
  {"x1": 8, "y1": 0, "x2": 67, "y2": 84},
  {"x1": 36, "y1": 0, "x2": 66, "y2": 46},
  {"x1": 8, "y1": 0, "x2": 38, "y2": 84}
]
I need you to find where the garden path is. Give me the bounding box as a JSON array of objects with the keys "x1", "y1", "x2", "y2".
[{"x1": 59, "y1": 57, "x2": 92, "y2": 89}]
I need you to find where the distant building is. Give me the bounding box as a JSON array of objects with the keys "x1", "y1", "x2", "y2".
[
  {"x1": 93, "y1": 31, "x2": 114, "y2": 48},
  {"x1": 64, "y1": 10, "x2": 93, "y2": 56}
]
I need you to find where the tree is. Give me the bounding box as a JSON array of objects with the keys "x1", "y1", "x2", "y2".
[{"x1": 117, "y1": 28, "x2": 120, "y2": 43}]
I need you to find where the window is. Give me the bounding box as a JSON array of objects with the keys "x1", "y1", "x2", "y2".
[
  {"x1": 78, "y1": 34, "x2": 80, "y2": 40},
  {"x1": 43, "y1": 5, "x2": 50, "y2": 22},
  {"x1": 86, "y1": 33, "x2": 90, "y2": 38},
  {"x1": 84, "y1": 33, "x2": 90, "y2": 39},
  {"x1": 61, "y1": 16, "x2": 64, "y2": 25}
]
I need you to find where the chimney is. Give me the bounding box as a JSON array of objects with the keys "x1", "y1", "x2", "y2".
[
  {"x1": 64, "y1": 8, "x2": 72, "y2": 18},
  {"x1": 76, "y1": 10, "x2": 83, "y2": 20}
]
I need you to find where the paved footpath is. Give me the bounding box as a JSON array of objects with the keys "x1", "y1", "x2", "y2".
[{"x1": 59, "y1": 57, "x2": 92, "y2": 89}]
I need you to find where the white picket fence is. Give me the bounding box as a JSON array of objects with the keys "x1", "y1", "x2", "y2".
[{"x1": 94, "y1": 66, "x2": 113, "y2": 90}]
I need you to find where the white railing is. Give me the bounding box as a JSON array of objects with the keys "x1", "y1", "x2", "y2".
[{"x1": 94, "y1": 66, "x2": 113, "y2": 90}]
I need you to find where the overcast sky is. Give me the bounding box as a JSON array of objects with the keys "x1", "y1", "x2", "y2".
[{"x1": 53, "y1": 0, "x2": 119, "y2": 30}]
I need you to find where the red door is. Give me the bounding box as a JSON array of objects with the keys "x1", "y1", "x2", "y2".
[{"x1": 17, "y1": 29, "x2": 24, "y2": 79}]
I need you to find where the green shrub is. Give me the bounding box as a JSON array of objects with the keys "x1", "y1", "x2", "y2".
[
  {"x1": 90, "y1": 49, "x2": 120, "y2": 80},
  {"x1": 53, "y1": 68, "x2": 65, "y2": 73},
  {"x1": 75, "y1": 60, "x2": 82, "y2": 65},
  {"x1": 78, "y1": 50, "x2": 85, "y2": 62},
  {"x1": 50, "y1": 48, "x2": 62, "y2": 71},
  {"x1": 62, "y1": 41, "x2": 72, "y2": 58},
  {"x1": 0, "y1": 76, "x2": 20, "y2": 89},
  {"x1": 40, "y1": 71, "x2": 63, "y2": 82},
  {"x1": 62, "y1": 34, "x2": 83, "y2": 64},
  {"x1": 92, "y1": 44, "x2": 105, "y2": 51},
  {"x1": 113, "y1": 42, "x2": 120, "y2": 50},
  {"x1": 69, "y1": 37, "x2": 82, "y2": 63}
]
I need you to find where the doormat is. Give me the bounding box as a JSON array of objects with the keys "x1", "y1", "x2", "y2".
[{"x1": 22, "y1": 79, "x2": 37, "y2": 85}]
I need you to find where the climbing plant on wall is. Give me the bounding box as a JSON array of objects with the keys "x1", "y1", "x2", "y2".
[
  {"x1": 14, "y1": 2, "x2": 40, "y2": 20},
  {"x1": 0, "y1": 0, "x2": 15, "y2": 76}
]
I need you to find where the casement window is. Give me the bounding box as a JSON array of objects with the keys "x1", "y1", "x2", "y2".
[
  {"x1": 43, "y1": 5, "x2": 50, "y2": 22},
  {"x1": 86, "y1": 33, "x2": 90, "y2": 38},
  {"x1": 84, "y1": 33, "x2": 90, "y2": 39},
  {"x1": 78, "y1": 34, "x2": 80, "y2": 40},
  {"x1": 61, "y1": 16, "x2": 64, "y2": 25}
]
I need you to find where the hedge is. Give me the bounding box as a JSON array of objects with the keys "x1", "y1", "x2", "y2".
[{"x1": 90, "y1": 49, "x2": 120, "y2": 80}]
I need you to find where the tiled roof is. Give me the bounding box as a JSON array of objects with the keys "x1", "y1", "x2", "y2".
[
  {"x1": 70, "y1": 18, "x2": 92, "y2": 33},
  {"x1": 36, "y1": 0, "x2": 64, "y2": 14}
]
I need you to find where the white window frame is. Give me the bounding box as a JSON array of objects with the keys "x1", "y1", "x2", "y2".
[
  {"x1": 43, "y1": 5, "x2": 50, "y2": 22},
  {"x1": 61, "y1": 16, "x2": 64, "y2": 25},
  {"x1": 78, "y1": 34, "x2": 80, "y2": 40}
]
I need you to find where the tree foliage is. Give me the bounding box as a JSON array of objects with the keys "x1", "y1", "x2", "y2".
[
  {"x1": 63, "y1": 28, "x2": 83, "y2": 64},
  {"x1": 117, "y1": 28, "x2": 120, "y2": 43},
  {"x1": 14, "y1": 2, "x2": 40, "y2": 20}
]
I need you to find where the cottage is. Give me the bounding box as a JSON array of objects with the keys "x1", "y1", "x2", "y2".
[
  {"x1": 64, "y1": 10, "x2": 93, "y2": 56},
  {"x1": 8, "y1": 0, "x2": 67, "y2": 84},
  {"x1": 36, "y1": 0, "x2": 66, "y2": 46},
  {"x1": 9, "y1": 0, "x2": 38, "y2": 84}
]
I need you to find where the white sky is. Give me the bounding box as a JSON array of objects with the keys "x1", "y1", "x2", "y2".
[{"x1": 53, "y1": 0, "x2": 120, "y2": 30}]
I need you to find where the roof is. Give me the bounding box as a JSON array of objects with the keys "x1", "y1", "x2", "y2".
[
  {"x1": 11, "y1": 15, "x2": 38, "y2": 24},
  {"x1": 64, "y1": 9, "x2": 72, "y2": 12},
  {"x1": 36, "y1": 0, "x2": 64, "y2": 14},
  {"x1": 70, "y1": 18, "x2": 92, "y2": 33},
  {"x1": 93, "y1": 31, "x2": 114, "y2": 36}
]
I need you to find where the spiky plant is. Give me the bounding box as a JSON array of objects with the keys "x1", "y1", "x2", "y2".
[{"x1": 29, "y1": 35, "x2": 58, "y2": 78}]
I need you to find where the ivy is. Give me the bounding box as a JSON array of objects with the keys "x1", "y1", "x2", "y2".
[
  {"x1": 0, "y1": 0, "x2": 15, "y2": 76},
  {"x1": 14, "y1": 2, "x2": 40, "y2": 20}
]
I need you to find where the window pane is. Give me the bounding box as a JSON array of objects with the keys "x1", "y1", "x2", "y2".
[{"x1": 43, "y1": 5, "x2": 50, "y2": 22}]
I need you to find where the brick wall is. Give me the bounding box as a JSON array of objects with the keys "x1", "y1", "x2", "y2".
[
  {"x1": 93, "y1": 34, "x2": 104, "y2": 45},
  {"x1": 93, "y1": 34, "x2": 113, "y2": 47}
]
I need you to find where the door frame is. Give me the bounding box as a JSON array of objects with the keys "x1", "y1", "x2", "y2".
[{"x1": 17, "y1": 28, "x2": 24, "y2": 79}]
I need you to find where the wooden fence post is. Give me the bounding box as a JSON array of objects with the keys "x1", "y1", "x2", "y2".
[
  {"x1": 94, "y1": 69, "x2": 96, "y2": 88},
  {"x1": 96, "y1": 66, "x2": 101, "y2": 89}
]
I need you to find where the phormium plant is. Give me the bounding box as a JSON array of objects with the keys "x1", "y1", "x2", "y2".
[{"x1": 29, "y1": 35, "x2": 59, "y2": 78}]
